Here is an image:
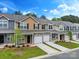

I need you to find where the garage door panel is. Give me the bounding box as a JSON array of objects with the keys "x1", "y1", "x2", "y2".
[
  {"x1": 43, "y1": 34, "x2": 50, "y2": 42},
  {"x1": 34, "y1": 35, "x2": 42, "y2": 44}
]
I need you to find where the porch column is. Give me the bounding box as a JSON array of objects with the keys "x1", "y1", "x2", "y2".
[
  {"x1": 25, "y1": 35, "x2": 27, "y2": 43},
  {"x1": 58, "y1": 34, "x2": 60, "y2": 41},
  {"x1": 50, "y1": 33, "x2": 52, "y2": 42},
  {"x1": 4, "y1": 34, "x2": 6, "y2": 43},
  {"x1": 32, "y1": 34, "x2": 34, "y2": 44}
]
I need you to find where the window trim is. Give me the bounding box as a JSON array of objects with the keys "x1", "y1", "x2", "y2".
[
  {"x1": 0, "y1": 20, "x2": 8, "y2": 29},
  {"x1": 20, "y1": 22, "x2": 27, "y2": 30}
]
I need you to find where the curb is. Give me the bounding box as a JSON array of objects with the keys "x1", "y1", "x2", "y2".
[{"x1": 29, "y1": 47, "x2": 79, "y2": 59}]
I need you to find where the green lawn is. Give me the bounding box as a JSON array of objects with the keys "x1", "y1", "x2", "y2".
[
  {"x1": 55, "y1": 41, "x2": 79, "y2": 49},
  {"x1": 0, "y1": 47, "x2": 46, "y2": 59}
]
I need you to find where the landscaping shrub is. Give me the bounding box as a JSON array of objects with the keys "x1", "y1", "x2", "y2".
[
  {"x1": 8, "y1": 45, "x2": 12, "y2": 48},
  {"x1": 17, "y1": 46, "x2": 20, "y2": 48},
  {"x1": 12, "y1": 45, "x2": 15, "y2": 47},
  {"x1": 22, "y1": 44, "x2": 25, "y2": 47},
  {"x1": 5, "y1": 45, "x2": 8, "y2": 47},
  {"x1": 27, "y1": 45, "x2": 29, "y2": 47}
]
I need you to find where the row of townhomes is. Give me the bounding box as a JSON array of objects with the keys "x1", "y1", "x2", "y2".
[{"x1": 0, "y1": 14, "x2": 79, "y2": 44}]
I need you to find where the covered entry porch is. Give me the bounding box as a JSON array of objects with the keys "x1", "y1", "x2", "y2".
[
  {"x1": 22, "y1": 34, "x2": 33, "y2": 44},
  {"x1": 0, "y1": 33, "x2": 12, "y2": 44},
  {"x1": 0, "y1": 34, "x2": 4, "y2": 44},
  {"x1": 51, "y1": 33, "x2": 66, "y2": 41}
]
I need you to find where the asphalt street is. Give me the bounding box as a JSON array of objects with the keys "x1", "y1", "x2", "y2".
[{"x1": 43, "y1": 49, "x2": 79, "y2": 59}]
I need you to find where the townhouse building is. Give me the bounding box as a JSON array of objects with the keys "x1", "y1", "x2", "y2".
[{"x1": 0, "y1": 14, "x2": 79, "y2": 44}]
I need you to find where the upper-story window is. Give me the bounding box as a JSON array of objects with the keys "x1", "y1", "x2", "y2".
[
  {"x1": 20, "y1": 22, "x2": 27, "y2": 30},
  {"x1": 49, "y1": 25, "x2": 52, "y2": 30},
  {"x1": 27, "y1": 23, "x2": 29, "y2": 30},
  {"x1": 34, "y1": 24, "x2": 39, "y2": 30},
  {"x1": 42, "y1": 24, "x2": 45, "y2": 29},
  {"x1": 0, "y1": 20, "x2": 8, "y2": 29},
  {"x1": 74, "y1": 26, "x2": 76, "y2": 31},
  {"x1": 64, "y1": 26, "x2": 70, "y2": 31},
  {"x1": 70, "y1": 26, "x2": 73, "y2": 31}
]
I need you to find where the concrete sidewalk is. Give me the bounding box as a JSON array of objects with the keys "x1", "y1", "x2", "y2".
[
  {"x1": 71, "y1": 41, "x2": 79, "y2": 44},
  {"x1": 45, "y1": 42, "x2": 70, "y2": 51},
  {"x1": 0, "y1": 44, "x2": 5, "y2": 48},
  {"x1": 36, "y1": 43, "x2": 59, "y2": 54}
]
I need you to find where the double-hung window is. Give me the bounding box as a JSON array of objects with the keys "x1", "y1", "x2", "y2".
[
  {"x1": 42, "y1": 24, "x2": 45, "y2": 29},
  {"x1": 49, "y1": 25, "x2": 52, "y2": 30},
  {"x1": 20, "y1": 22, "x2": 27, "y2": 30},
  {"x1": 34, "y1": 24, "x2": 39, "y2": 30},
  {"x1": 0, "y1": 20, "x2": 8, "y2": 29}
]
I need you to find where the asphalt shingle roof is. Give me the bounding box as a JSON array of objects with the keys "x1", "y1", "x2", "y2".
[{"x1": 0, "y1": 14, "x2": 74, "y2": 26}]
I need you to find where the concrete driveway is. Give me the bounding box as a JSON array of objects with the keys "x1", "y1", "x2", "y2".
[
  {"x1": 45, "y1": 42, "x2": 70, "y2": 51},
  {"x1": 36, "y1": 43, "x2": 59, "y2": 54}
]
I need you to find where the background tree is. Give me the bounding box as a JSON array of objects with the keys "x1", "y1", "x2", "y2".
[
  {"x1": 52, "y1": 18, "x2": 62, "y2": 21},
  {"x1": 67, "y1": 31, "x2": 73, "y2": 41},
  {"x1": 11, "y1": 27, "x2": 24, "y2": 47},
  {"x1": 40, "y1": 15, "x2": 47, "y2": 19},
  {"x1": 14, "y1": 10, "x2": 22, "y2": 15},
  {"x1": 61, "y1": 15, "x2": 79, "y2": 23},
  {"x1": 26, "y1": 13, "x2": 37, "y2": 18}
]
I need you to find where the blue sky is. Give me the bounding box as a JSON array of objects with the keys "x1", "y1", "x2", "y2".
[{"x1": 0, "y1": 0, "x2": 79, "y2": 19}]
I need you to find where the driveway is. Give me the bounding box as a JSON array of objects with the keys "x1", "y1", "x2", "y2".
[
  {"x1": 36, "y1": 43, "x2": 59, "y2": 54},
  {"x1": 43, "y1": 49, "x2": 79, "y2": 59},
  {"x1": 45, "y1": 42, "x2": 70, "y2": 51}
]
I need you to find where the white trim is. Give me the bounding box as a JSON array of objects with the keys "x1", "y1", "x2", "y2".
[
  {"x1": 0, "y1": 15, "x2": 9, "y2": 20},
  {"x1": 20, "y1": 16, "x2": 39, "y2": 23}
]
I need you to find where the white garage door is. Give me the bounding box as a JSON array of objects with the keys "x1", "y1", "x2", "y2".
[
  {"x1": 34, "y1": 34, "x2": 42, "y2": 44},
  {"x1": 43, "y1": 34, "x2": 50, "y2": 42},
  {"x1": 73, "y1": 34, "x2": 77, "y2": 40}
]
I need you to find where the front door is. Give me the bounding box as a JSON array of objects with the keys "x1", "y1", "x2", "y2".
[
  {"x1": 60, "y1": 34, "x2": 64, "y2": 41},
  {"x1": 0, "y1": 34, "x2": 4, "y2": 43},
  {"x1": 27, "y1": 35, "x2": 32, "y2": 43}
]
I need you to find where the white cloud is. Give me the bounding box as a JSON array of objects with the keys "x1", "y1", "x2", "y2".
[
  {"x1": 0, "y1": 7, "x2": 8, "y2": 13},
  {"x1": 0, "y1": 1, "x2": 17, "y2": 11},
  {"x1": 50, "y1": 10, "x2": 53, "y2": 13},
  {"x1": 22, "y1": 11, "x2": 37, "y2": 15},
  {"x1": 49, "y1": 0, "x2": 79, "y2": 17},
  {"x1": 46, "y1": 15, "x2": 55, "y2": 20},
  {"x1": 22, "y1": 11, "x2": 31, "y2": 15},
  {"x1": 22, "y1": 12, "x2": 27, "y2": 15},
  {"x1": 50, "y1": 9, "x2": 60, "y2": 15},
  {"x1": 43, "y1": 9, "x2": 48, "y2": 12}
]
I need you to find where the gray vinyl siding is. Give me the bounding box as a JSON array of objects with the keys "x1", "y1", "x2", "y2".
[{"x1": 8, "y1": 20, "x2": 14, "y2": 30}]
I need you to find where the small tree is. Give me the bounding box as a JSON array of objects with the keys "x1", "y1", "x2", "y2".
[
  {"x1": 11, "y1": 27, "x2": 24, "y2": 47},
  {"x1": 67, "y1": 31, "x2": 73, "y2": 41}
]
